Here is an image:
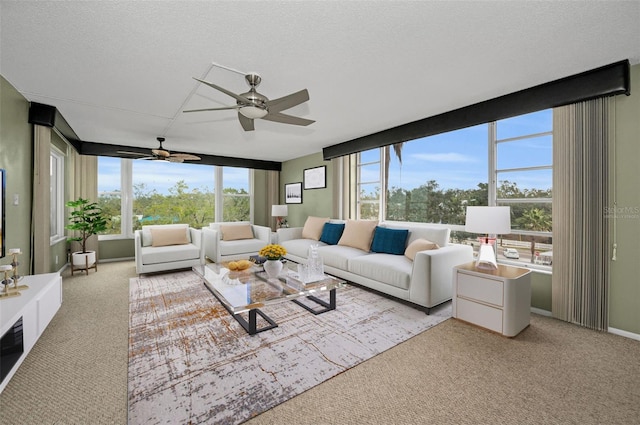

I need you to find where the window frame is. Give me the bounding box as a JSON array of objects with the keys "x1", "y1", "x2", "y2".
[
  {"x1": 50, "y1": 147, "x2": 66, "y2": 245},
  {"x1": 355, "y1": 110, "x2": 553, "y2": 270},
  {"x1": 98, "y1": 158, "x2": 254, "y2": 239}
]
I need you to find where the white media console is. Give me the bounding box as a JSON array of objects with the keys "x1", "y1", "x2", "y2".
[{"x1": 0, "y1": 272, "x2": 62, "y2": 394}]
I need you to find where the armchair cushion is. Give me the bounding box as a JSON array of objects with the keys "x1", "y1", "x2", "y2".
[
  {"x1": 141, "y1": 224, "x2": 191, "y2": 247},
  {"x1": 220, "y1": 224, "x2": 254, "y2": 241},
  {"x1": 151, "y1": 227, "x2": 190, "y2": 247}
]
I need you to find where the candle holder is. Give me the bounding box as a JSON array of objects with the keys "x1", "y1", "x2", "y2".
[
  {"x1": 9, "y1": 249, "x2": 28, "y2": 291},
  {"x1": 0, "y1": 264, "x2": 20, "y2": 299}
]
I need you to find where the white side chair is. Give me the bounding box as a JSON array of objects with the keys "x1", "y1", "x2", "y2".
[
  {"x1": 134, "y1": 224, "x2": 204, "y2": 274},
  {"x1": 202, "y1": 222, "x2": 271, "y2": 263}
]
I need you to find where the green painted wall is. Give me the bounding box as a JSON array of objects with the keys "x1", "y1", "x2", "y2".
[
  {"x1": 280, "y1": 152, "x2": 333, "y2": 227},
  {"x1": 609, "y1": 64, "x2": 640, "y2": 334},
  {"x1": 0, "y1": 76, "x2": 32, "y2": 273},
  {"x1": 100, "y1": 238, "x2": 134, "y2": 260}
]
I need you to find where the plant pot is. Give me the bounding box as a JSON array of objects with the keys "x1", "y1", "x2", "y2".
[
  {"x1": 71, "y1": 251, "x2": 97, "y2": 275},
  {"x1": 263, "y1": 259, "x2": 283, "y2": 279}
]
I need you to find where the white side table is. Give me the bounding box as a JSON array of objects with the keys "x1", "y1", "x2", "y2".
[{"x1": 452, "y1": 262, "x2": 531, "y2": 337}]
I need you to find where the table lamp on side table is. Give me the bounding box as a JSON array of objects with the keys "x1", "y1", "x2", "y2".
[
  {"x1": 465, "y1": 206, "x2": 511, "y2": 270},
  {"x1": 271, "y1": 204, "x2": 288, "y2": 229}
]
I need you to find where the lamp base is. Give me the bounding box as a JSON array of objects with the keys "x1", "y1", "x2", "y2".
[{"x1": 475, "y1": 243, "x2": 498, "y2": 270}]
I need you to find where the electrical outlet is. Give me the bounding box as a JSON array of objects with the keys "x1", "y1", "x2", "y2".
[
  {"x1": 13, "y1": 193, "x2": 19, "y2": 206},
  {"x1": 55, "y1": 255, "x2": 59, "y2": 265}
]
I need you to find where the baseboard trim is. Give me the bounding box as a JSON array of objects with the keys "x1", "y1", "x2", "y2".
[
  {"x1": 608, "y1": 327, "x2": 640, "y2": 341},
  {"x1": 530, "y1": 307, "x2": 552, "y2": 317}
]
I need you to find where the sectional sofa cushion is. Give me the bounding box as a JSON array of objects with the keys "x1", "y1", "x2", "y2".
[
  {"x1": 317, "y1": 244, "x2": 369, "y2": 269},
  {"x1": 338, "y1": 219, "x2": 378, "y2": 251},
  {"x1": 404, "y1": 238, "x2": 440, "y2": 261},
  {"x1": 220, "y1": 224, "x2": 254, "y2": 241},
  {"x1": 319, "y1": 222, "x2": 345, "y2": 245},
  {"x1": 348, "y1": 253, "x2": 412, "y2": 290},
  {"x1": 150, "y1": 227, "x2": 190, "y2": 247},
  {"x1": 370, "y1": 226, "x2": 409, "y2": 255}
]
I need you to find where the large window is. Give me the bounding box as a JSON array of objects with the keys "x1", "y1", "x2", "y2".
[
  {"x1": 98, "y1": 158, "x2": 253, "y2": 238},
  {"x1": 50, "y1": 148, "x2": 65, "y2": 244},
  {"x1": 357, "y1": 110, "x2": 552, "y2": 267}
]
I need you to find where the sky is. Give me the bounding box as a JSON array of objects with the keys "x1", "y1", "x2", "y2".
[{"x1": 98, "y1": 109, "x2": 552, "y2": 195}]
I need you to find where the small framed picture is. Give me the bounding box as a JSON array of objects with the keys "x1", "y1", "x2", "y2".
[
  {"x1": 285, "y1": 182, "x2": 303, "y2": 204},
  {"x1": 303, "y1": 165, "x2": 326, "y2": 190}
]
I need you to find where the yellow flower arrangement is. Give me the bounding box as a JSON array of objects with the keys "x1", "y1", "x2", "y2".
[{"x1": 259, "y1": 244, "x2": 287, "y2": 260}]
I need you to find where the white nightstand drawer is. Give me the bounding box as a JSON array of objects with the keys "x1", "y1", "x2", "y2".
[
  {"x1": 456, "y1": 297, "x2": 503, "y2": 333},
  {"x1": 457, "y1": 273, "x2": 503, "y2": 306}
]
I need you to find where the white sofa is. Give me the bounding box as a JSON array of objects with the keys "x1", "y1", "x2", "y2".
[
  {"x1": 134, "y1": 224, "x2": 204, "y2": 274},
  {"x1": 202, "y1": 222, "x2": 271, "y2": 263},
  {"x1": 277, "y1": 219, "x2": 473, "y2": 313}
]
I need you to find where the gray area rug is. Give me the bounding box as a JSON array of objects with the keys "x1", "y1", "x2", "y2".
[{"x1": 128, "y1": 270, "x2": 449, "y2": 425}]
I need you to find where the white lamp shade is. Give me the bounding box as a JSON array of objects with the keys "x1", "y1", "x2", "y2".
[
  {"x1": 465, "y1": 206, "x2": 511, "y2": 235},
  {"x1": 271, "y1": 204, "x2": 288, "y2": 217}
]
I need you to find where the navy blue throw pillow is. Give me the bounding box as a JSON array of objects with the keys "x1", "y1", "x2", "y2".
[
  {"x1": 319, "y1": 222, "x2": 345, "y2": 245},
  {"x1": 370, "y1": 226, "x2": 409, "y2": 255}
]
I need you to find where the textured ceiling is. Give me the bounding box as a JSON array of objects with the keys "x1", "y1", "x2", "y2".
[{"x1": 1, "y1": 1, "x2": 639, "y2": 163}]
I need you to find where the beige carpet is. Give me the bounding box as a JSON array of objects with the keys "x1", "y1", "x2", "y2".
[{"x1": 1, "y1": 260, "x2": 639, "y2": 425}]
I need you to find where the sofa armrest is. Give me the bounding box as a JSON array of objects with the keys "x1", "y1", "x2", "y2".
[
  {"x1": 409, "y1": 244, "x2": 474, "y2": 307},
  {"x1": 202, "y1": 227, "x2": 220, "y2": 262},
  {"x1": 276, "y1": 227, "x2": 303, "y2": 243},
  {"x1": 252, "y1": 225, "x2": 272, "y2": 244},
  {"x1": 134, "y1": 230, "x2": 144, "y2": 274},
  {"x1": 189, "y1": 228, "x2": 205, "y2": 263}
]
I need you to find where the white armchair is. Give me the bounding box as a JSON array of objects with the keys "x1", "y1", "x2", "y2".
[
  {"x1": 134, "y1": 224, "x2": 204, "y2": 274},
  {"x1": 202, "y1": 222, "x2": 271, "y2": 263}
]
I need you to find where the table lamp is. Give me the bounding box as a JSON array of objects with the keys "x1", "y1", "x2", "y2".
[
  {"x1": 465, "y1": 206, "x2": 511, "y2": 270},
  {"x1": 271, "y1": 204, "x2": 288, "y2": 229}
]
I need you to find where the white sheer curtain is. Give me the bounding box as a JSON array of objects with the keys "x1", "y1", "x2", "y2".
[{"x1": 552, "y1": 98, "x2": 612, "y2": 331}]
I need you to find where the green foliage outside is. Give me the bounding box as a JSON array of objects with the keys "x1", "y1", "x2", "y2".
[
  {"x1": 361, "y1": 179, "x2": 553, "y2": 257},
  {"x1": 97, "y1": 180, "x2": 249, "y2": 234}
]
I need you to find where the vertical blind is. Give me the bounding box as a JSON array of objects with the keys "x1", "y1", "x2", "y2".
[{"x1": 552, "y1": 98, "x2": 611, "y2": 331}]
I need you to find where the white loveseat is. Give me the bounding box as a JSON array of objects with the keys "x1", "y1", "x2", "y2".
[
  {"x1": 202, "y1": 222, "x2": 271, "y2": 263},
  {"x1": 277, "y1": 218, "x2": 473, "y2": 313},
  {"x1": 134, "y1": 224, "x2": 204, "y2": 274}
]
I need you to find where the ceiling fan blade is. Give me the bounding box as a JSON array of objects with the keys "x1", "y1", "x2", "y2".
[
  {"x1": 167, "y1": 157, "x2": 185, "y2": 163},
  {"x1": 262, "y1": 112, "x2": 315, "y2": 126},
  {"x1": 267, "y1": 89, "x2": 310, "y2": 114},
  {"x1": 117, "y1": 151, "x2": 147, "y2": 157},
  {"x1": 170, "y1": 153, "x2": 201, "y2": 161},
  {"x1": 183, "y1": 105, "x2": 239, "y2": 113},
  {"x1": 238, "y1": 112, "x2": 255, "y2": 131},
  {"x1": 193, "y1": 77, "x2": 255, "y2": 106}
]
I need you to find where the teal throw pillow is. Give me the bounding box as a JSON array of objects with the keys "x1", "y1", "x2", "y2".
[
  {"x1": 370, "y1": 226, "x2": 409, "y2": 255},
  {"x1": 319, "y1": 222, "x2": 345, "y2": 245}
]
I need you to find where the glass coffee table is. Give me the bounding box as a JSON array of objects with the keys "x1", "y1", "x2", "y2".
[{"x1": 193, "y1": 262, "x2": 346, "y2": 335}]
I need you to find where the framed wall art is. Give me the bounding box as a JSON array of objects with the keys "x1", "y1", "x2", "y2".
[
  {"x1": 303, "y1": 165, "x2": 326, "y2": 190},
  {"x1": 285, "y1": 182, "x2": 303, "y2": 204}
]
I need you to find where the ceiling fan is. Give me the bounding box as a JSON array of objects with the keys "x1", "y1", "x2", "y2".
[
  {"x1": 117, "y1": 137, "x2": 201, "y2": 163},
  {"x1": 183, "y1": 73, "x2": 315, "y2": 131}
]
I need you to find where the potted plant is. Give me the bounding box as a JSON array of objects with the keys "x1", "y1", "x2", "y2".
[{"x1": 65, "y1": 198, "x2": 107, "y2": 273}]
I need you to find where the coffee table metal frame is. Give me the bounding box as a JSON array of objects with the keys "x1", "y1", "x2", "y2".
[{"x1": 193, "y1": 263, "x2": 345, "y2": 335}]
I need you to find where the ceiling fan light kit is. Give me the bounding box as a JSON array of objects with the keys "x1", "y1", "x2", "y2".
[{"x1": 184, "y1": 72, "x2": 314, "y2": 131}]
